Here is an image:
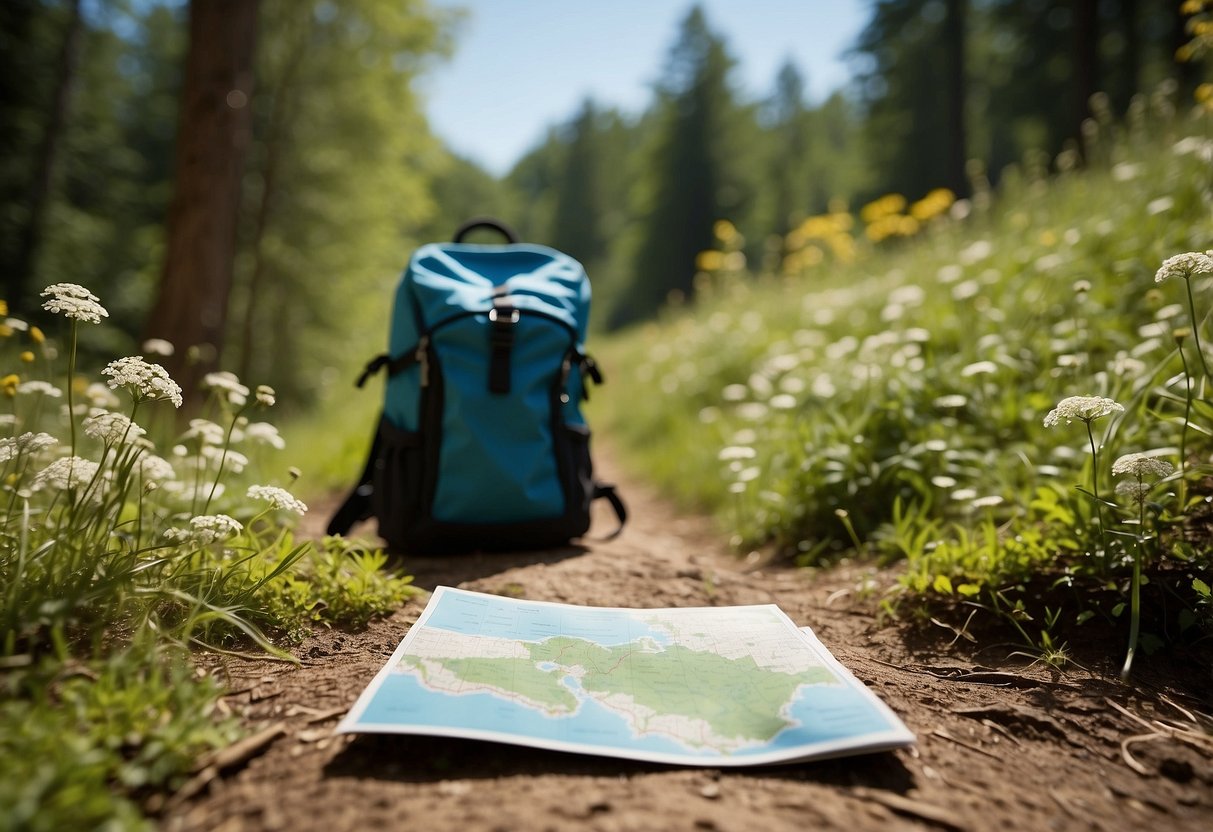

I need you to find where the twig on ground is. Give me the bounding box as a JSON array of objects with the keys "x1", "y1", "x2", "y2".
[{"x1": 931, "y1": 728, "x2": 1001, "y2": 760}]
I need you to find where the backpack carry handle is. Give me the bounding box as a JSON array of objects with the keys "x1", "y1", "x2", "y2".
[{"x1": 453, "y1": 217, "x2": 519, "y2": 244}]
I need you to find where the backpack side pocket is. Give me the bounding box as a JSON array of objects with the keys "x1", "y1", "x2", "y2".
[{"x1": 371, "y1": 416, "x2": 424, "y2": 548}]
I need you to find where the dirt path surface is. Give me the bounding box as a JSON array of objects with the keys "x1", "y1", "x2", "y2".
[{"x1": 165, "y1": 455, "x2": 1212, "y2": 832}]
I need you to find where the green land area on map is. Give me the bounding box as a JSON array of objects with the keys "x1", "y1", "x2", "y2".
[{"x1": 401, "y1": 635, "x2": 837, "y2": 743}]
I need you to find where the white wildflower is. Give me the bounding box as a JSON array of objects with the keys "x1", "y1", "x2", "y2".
[
  {"x1": 718, "y1": 445, "x2": 757, "y2": 461},
  {"x1": 1146, "y1": 197, "x2": 1174, "y2": 216},
  {"x1": 933, "y1": 394, "x2": 968, "y2": 408},
  {"x1": 1115, "y1": 480, "x2": 1152, "y2": 502},
  {"x1": 82, "y1": 412, "x2": 146, "y2": 445},
  {"x1": 1043, "y1": 396, "x2": 1124, "y2": 426},
  {"x1": 244, "y1": 422, "x2": 285, "y2": 449},
  {"x1": 102, "y1": 357, "x2": 183, "y2": 408},
  {"x1": 1111, "y1": 453, "x2": 1174, "y2": 479},
  {"x1": 138, "y1": 454, "x2": 176, "y2": 485},
  {"x1": 33, "y1": 457, "x2": 101, "y2": 492},
  {"x1": 203, "y1": 371, "x2": 249, "y2": 406},
  {"x1": 1154, "y1": 252, "x2": 1213, "y2": 284},
  {"x1": 1172, "y1": 136, "x2": 1213, "y2": 162},
  {"x1": 971, "y1": 495, "x2": 1004, "y2": 509},
  {"x1": 165, "y1": 514, "x2": 243, "y2": 546},
  {"x1": 951, "y1": 488, "x2": 978, "y2": 502},
  {"x1": 961, "y1": 361, "x2": 998, "y2": 377},
  {"x1": 184, "y1": 419, "x2": 225, "y2": 446},
  {"x1": 16, "y1": 381, "x2": 61, "y2": 398},
  {"x1": 200, "y1": 445, "x2": 248, "y2": 474},
  {"x1": 0, "y1": 432, "x2": 58, "y2": 463},
  {"x1": 246, "y1": 484, "x2": 307, "y2": 515},
  {"x1": 84, "y1": 383, "x2": 120, "y2": 408},
  {"x1": 255, "y1": 385, "x2": 276, "y2": 407},
  {"x1": 141, "y1": 338, "x2": 175, "y2": 357},
  {"x1": 40, "y1": 283, "x2": 109, "y2": 324}
]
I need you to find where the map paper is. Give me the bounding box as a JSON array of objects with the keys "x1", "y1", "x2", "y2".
[{"x1": 337, "y1": 587, "x2": 915, "y2": 766}]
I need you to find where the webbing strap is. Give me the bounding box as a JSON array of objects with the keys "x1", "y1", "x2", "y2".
[
  {"x1": 590, "y1": 482, "x2": 627, "y2": 540},
  {"x1": 488, "y1": 292, "x2": 518, "y2": 395}
]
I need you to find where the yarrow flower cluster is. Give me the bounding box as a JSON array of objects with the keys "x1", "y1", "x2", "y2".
[
  {"x1": 1111, "y1": 453, "x2": 1175, "y2": 479},
  {"x1": 138, "y1": 454, "x2": 176, "y2": 485},
  {"x1": 33, "y1": 457, "x2": 101, "y2": 492},
  {"x1": 40, "y1": 283, "x2": 109, "y2": 324},
  {"x1": 246, "y1": 484, "x2": 308, "y2": 515},
  {"x1": 184, "y1": 419, "x2": 226, "y2": 446},
  {"x1": 164, "y1": 514, "x2": 243, "y2": 545},
  {"x1": 1154, "y1": 251, "x2": 1213, "y2": 284},
  {"x1": 0, "y1": 432, "x2": 58, "y2": 463},
  {"x1": 244, "y1": 421, "x2": 285, "y2": 449},
  {"x1": 1115, "y1": 480, "x2": 1152, "y2": 502},
  {"x1": 1042, "y1": 395, "x2": 1124, "y2": 427},
  {"x1": 255, "y1": 385, "x2": 276, "y2": 407},
  {"x1": 102, "y1": 357, "x2": 183, "y2": 408},
  {"x1": 141, "y1": 338, "x2": 174, "y2": 357},
  {"x1": 16, "y1": 381, "x2": 61, "y2": 398},
  {"x1": 203, "y1": 371, "x2": 250, "y2": 406},
  {"x1": 82, "y1": 411, "x2": 146, "y2": 445}
]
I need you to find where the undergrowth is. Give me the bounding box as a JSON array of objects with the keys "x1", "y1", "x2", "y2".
[
  {"x1": 0, "y1": 287, "x2": 416, "y2": 828},
  {"x1": 599, "y1": 88, "x2": 1213, "y2": 677}
]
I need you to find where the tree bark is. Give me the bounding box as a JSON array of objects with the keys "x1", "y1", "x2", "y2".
[
  {"x1": 1072, "y1": 0, "x2": 1099, "y2": 157},
  {"x1": 944, "y1": 0, "x2": 968, "y2": 196},
  {"x1": 11, "y1": 0, "x2": 82, "y2": 312},
  {"x1": 145, "y1": 0, "x2": 258, "y2": 400}
]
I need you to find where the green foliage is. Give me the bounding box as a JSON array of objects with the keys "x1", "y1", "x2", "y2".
[
  {"x1": 231, "y1": 0, "x2": 453, "y2": 405},
  {"x1": 1, "y1": 287, "x2": 412, "y2": 826},
  {"x1": 598, "y1": 99, "x2": 1213, "y2": 666},
  {"x1": 262, "y1": 536, "x2": 417, "y2": 637},
  {"x1": 0, "y1": 647, "x2": 239, "y2": 832}
]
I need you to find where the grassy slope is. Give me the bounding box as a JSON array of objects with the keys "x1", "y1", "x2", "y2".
[{"x1": 595, "y1": 102, "x2": 1213, "y2": 651}]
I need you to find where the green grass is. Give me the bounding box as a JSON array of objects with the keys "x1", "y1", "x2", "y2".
[
  {"x1": 597, "y1": 93, "x2": 1213, "y2": 673},
  {"x1": 0, "y1": 295, "x2": 415, "y2": 828}
]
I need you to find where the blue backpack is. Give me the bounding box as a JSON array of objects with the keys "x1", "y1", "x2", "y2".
[{"x1": 328, "y1": 219, "x2": 626, "y2": 552}]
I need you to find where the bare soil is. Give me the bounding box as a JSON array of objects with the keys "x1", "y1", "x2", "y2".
[{"x1": 163, "y1": 453, "x2": 1213, "y2": 832}]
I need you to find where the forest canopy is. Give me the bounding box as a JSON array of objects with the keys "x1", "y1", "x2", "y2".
[{"x1": 0, "y1": 0, "x2": 1209, "y2": 406}]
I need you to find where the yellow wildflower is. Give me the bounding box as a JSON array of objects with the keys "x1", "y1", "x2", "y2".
[
  {"x1": 696, "y1": 250, "x2": 724, "y2": 272},
  {"x1": 2, "y1": 374, "x2": 19, "y2": 397},
  {"x1": 29, "y1": 326, "x2": 44, "y2": 344},
  {"x1": 713, "y1": 219, "x2": 737, "y2": 243},
  {"x1": 19, "y1": 351, "x2": 34, "y2": 363}
]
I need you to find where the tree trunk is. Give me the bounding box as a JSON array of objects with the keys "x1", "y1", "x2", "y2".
[
  {"x1": 11, "y1": 0, "x2": 82, "y2": 312},
  {"x1": 145, "y1": 0, "x2": 258, "y2": 401},
  {"x1": 944, "y1": 0, "x2": 968, "y2": 196},
  {"x1": 1072, "y1": 0, "x2": 1099, "y2": 156}
]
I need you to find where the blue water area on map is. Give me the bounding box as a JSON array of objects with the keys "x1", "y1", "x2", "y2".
[
  {"x1": 423, "y1": 592, "x2": 673, "y2": 648},
  {"x1": 357, "y1": 672, "x2": 704, "y2": 757},
  {"x1": 355, "y1": 669, "x2": 895, "y2": 758},
  {"x1": 762, "y1": 684, "x2": 893, "y2": 751}
]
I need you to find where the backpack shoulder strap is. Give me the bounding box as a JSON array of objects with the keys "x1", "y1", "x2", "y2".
[
  {"x1": 326, "y1": 416, "x2": 383, "y2": 537},
  {"x1": 591, "y1": 482, "x2": 627, "y2": 540}
]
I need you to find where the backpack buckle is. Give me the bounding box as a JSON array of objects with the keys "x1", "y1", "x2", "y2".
[{"x1": 488, "y1": 300, "x2": 519, "y2": 394}]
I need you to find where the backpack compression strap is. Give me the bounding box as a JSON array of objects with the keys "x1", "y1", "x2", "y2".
[
  {"x1": 326, "y1": 416, "x2": 383, "y2": 537},
  {"x1": 592, "y1": 482, "x2": 627, "y2": 540}
]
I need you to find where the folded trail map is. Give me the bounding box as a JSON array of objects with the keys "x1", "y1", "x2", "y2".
[{"x1": 338, "y1": 586, "x2": 915, "y2": 766}]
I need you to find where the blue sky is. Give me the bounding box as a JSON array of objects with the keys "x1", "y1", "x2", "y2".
[{"x1": 420, "y1": 1, "x2": 870, "y2": 175}]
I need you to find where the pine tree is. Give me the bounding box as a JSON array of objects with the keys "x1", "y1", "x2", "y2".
[{"x1": 611, "y1": 6, "x2": 742, "y2": 328}]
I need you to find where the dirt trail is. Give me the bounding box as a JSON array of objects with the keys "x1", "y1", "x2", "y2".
[{"x1": 165, "y1": 454, "x2": 1212, "y2": 832}]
